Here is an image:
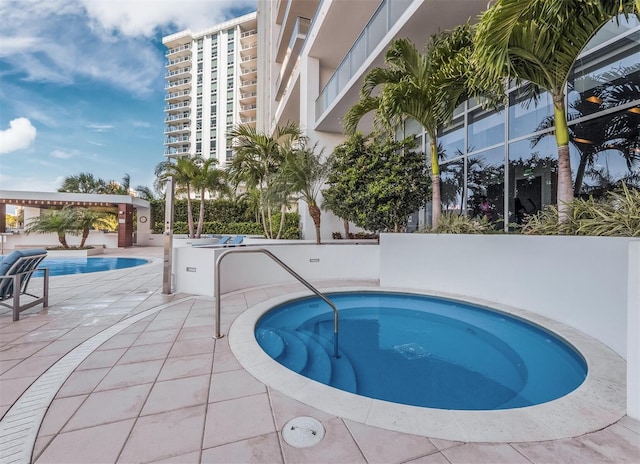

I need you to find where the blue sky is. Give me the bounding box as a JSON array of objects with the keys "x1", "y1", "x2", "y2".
[{"x1": 0, "y1": 0, "x2": 256, "y2": 193}]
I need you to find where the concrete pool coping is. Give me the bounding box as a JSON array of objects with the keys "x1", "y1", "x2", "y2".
[{"x1": 229, "y1": 286, "x2": 627, "y2": 443}]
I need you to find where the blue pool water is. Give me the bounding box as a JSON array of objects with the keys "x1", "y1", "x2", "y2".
[
  {"x1": 255, "y1": 292, "x2": 587, "y2": 411},
  {"x1": 32, "y1": 257, "x2": 148, "y2": 276}
]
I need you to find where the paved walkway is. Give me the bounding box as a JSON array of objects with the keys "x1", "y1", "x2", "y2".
[{"x1": 0, "y1": 247, "x2": 638, "y2": 463}]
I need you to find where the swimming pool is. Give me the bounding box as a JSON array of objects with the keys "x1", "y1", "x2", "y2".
[
  {"x1": 30, "y1": 257, "x2": 149, "y2": 276},
  {"x1": 255, "y1": 292, "x2": 587, "y2": 411}
]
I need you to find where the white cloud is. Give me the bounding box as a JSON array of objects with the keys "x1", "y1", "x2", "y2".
[
  {"x1": 0, "y1": 118, "x2": 37, "y2": 154},
  {"x1": 86, "y1": 123, "x2": 115, "y2": 132},
  {"x1": 51, "y1": 149, "x2": 75, "y2": 159},
  {"x1": 0, "y1": 0, "x2": 256, "y2": 95}
]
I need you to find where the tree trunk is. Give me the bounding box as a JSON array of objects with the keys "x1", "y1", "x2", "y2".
[
  {"x1": 343, "y1": 219, "x2": 350, "y2": 239},
  {"x1": 308, "y1": 203, "x2": 322, "y2": 244},
  {"x1": 573, "y1": 155, "x2": 588, "y2": 197},
  {"x1": 186, "y1": 190, "x2": 195, "y2": 238},
  {"x1": 553, "y1": 96, "x2": 574, "y2": 222},
  {"x1": 196, "y1": 192, "x2": 205, "y2": 238},
  {"x1": 80, "y1": 227, "x2": 89, "y2": 248},
  {"x1": 58, "y1": 232, "x2": 68, "y2": 249},
  {"x1": 275, "y1": 204, "x2": 286, "y2": 239},
  {"x1": 429, "y1": 139, "x2": 442, "y2": 227}
]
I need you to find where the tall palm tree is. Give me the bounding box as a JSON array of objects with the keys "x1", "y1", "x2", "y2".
[
  {"x1": 474, "y1": 0, "x2": 636, "y2": 220},
  {"x1": 155, "y1": 156, "x2": 200, "y2": 238},
  {"x1": 58, "y1": 172, "x2": 108, "y2": 193},
  {"x1": 275, "y1": 143, "x2": 329, "y2": 244},
  {"x1": 191, "y1": 157, "x2": 230, "y2": 238},
  {"x1": 344, "y1": 25, "x2": 500, "y2": 227},
  {"x1": 227, "y1": 123, "x2": 305, "y2": 238},
  {"x1": 73, "y1": 208, "x2": 112, "y2": 248}
]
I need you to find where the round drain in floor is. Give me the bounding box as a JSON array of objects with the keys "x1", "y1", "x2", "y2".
[{"x1": 282, "y1": 416, "x2": 325, "y2": 448}]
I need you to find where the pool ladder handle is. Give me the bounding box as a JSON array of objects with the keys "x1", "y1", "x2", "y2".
[{"x1": 214, "y1": 247, "x2": 340, "y2": 359}]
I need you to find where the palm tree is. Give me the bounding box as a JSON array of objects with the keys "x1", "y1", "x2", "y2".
[
  {"x1": 72, "y1": 208, "x2": 112, "y2": 248},
  {"x1": 25, "y1": 207, "x2": 78, "y2": 248},
  {"x1": 344, "y1": 25, "x2": 500, "y2": 227},
  {"x1": 474, "y1": 0, "x2": 636, "y2": 220},
  {"x1": 191, "y1": 157, "x2": 230, "y2": 238},
  {"x1": 227, "y1": 123, "x2": 305, "y2": 239},
  {"x1": 155, "y1": 156, "x2": 200, "y2": 238},
  {"x1": 58, "y1": 173, "x2": 108, "y2": 193},
  {"x1": 275, "y1": 143, "x2": 329, "y2": 244}
]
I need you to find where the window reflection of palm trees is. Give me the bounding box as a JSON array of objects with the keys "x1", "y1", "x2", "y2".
[{"x1": 530, "y1": 64, "x2": 640, "y2": 197}]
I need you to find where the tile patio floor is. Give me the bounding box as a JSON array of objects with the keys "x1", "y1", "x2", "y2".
[{"x1": 0, "y1": 246, "x2": 638, "y2": 463}]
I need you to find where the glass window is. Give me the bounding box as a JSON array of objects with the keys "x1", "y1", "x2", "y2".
[
  {"x1": 440, "y1": 158, "x2": 465, "y2": 215},
  {"x1": 508, "y1": 89, "x2": 553, "y2": 140},
  {"x1": 196, "y1": 131, "x2": 202, "y2": 141},
  {"x1": 210, "y1": 129, "x2": 216, "y2": 138},
  {"x1": 467, "y1": 146, "x2": 505, "y2": 225},
  {"x1": 197, "y1": 39, "x2": 203, "y2": 50},
  {"x1": 197, "y1": 97, "x2": 202, "y2": 107},
  {"x1": 197, "y1": 85, "x2": 203, "y2": 95},
  {"x1": 227, "y1": 90, "x2": 234, "y2": 100},
  {"x1": 226, "y1": 102, "x2": 233, "y2": 112},
  {"x1": 508, "y1": 137, "x2": 557, "y2": 224},
  {"x1": 569, "y1": 106, "x2": 640, "y2": 197},
  {"x1": 468, "y1": 106, "x2": 505, "y2": 151},
  {"x1": 197, "y1": 51, "x2": 203, "y2": 61},
  {"x1": 438, "y1": 117, "x2": 465, "y2": 161},
  {"x1": 227, "y1": 66, "x2": 234, "y2": 76}
]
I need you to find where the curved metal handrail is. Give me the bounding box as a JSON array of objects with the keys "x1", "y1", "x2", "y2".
[{"x1": 214, "y1": 247, "x2": 340, "y2": 358}]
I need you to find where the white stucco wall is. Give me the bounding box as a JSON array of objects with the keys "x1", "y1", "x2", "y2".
[
  {"x1": 173, "y1": 244, "x2": 380, "y2": 297},
  {"x1": 628, "y1": 241, "x2": 640, "y2": 420},
  {"x1": 379, "y1": 233, "x2": 635, "y2": 359}
]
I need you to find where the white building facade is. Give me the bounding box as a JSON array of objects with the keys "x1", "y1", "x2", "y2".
[
  {"x1": 256, "y1": 0, "x2": 639, "y2": 239},
  {"x1": 163, "y1": 12, "x2": 258, "y2": 168}
]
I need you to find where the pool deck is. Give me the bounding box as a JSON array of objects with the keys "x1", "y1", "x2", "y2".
[{"x1": 0, "y1": 246, "x2": 638, "y2": 463}]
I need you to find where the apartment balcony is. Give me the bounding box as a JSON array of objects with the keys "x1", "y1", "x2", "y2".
[
  {"x1": 165, "y1": 43, "x2": 191, "y2": 57},
  {"x1": 164, "y1": 124, "x2": 191, "y2": 135},
  {"x1": 165, "y1": 101, "x2": 191, "y2": 112},
  {"x1": 165, "y1": 135, "x2": 191, "y2": 145},
  {"x1": 166, "y1": 67, "x2": 191, "y2": 79},
  {"x1": 165, "y1": 78, "x2": 191, "y2": 91},
  {"x1": 241, "y1": 41, "x2": 257, "y2": 53},
  {"x1": 165, "y1": 146, "x2": 191, "y2": 156},
  {"x1": 241, "y1": 54, "x2": 258, "y2": 63},
  {"x1": 275, "y1": 16, "x2": 310, "y2": 101},
  {"x1": 166, "y1": 55, "x2": 191, "y2": 69},
  {"x1": 240, "y1": 115, "x2": 257, "y2": 124},
  {"x1": 239, "y1": 104, "x2": 257, "y2": 116},
  {"x1": 240, "y1": 29, "x2": 257, "y2": 40},
  {"x1": 165, "y1": 89, "x2": 191, "y2": 101},
  {"x1": 275, "y1": 0, "x2": 320, "y2": 63},
  {"x1": 241, "y1": 66, "x2": 258, "y2": 80},
  {"x1": 239, "y1": 91, "x2": 257, "y2": 104},
  {"x1": 164, "y1": 112, "x2": 190, "y2": 123},
  {"x1": 240, "y1": 78, "x2": 258, "y2": 91}
]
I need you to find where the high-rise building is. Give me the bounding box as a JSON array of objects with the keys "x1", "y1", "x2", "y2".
[
  {"x1": 257, "y1": 0, "x2": 639, "y2": 239},
  {"x1": 163, "y1": 12, "x2": 258, "y2": 168}
]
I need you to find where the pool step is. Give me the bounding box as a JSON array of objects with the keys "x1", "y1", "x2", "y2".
[
  {"x1": 301, "y1": 330, "x2": 358, "y2": 393},
  {"x1": 271, "y1": 329, "x2": 308, "y2": 374}
]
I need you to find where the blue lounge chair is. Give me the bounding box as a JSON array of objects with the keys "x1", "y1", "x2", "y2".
[
  {"x1": 227, "y1": 235, "x2": 244, "y2": 245},
  {"x1": 217, "y1": 236, "x2": 231, "y2": 245},
  {"x1": 0, "y1": 249, "x2": 50, "y2": 321}
]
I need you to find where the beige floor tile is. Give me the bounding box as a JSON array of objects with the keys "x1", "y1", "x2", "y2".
[
  {"x1": 576, "y1": 424, "x2": 640, "y2": 462},
  {"x1": 97, "y1": 333, "x2": 139, "y2": 350},
  {"x1": 203, "y1": 393, "x2": 276, "y2": 448},
  {"x1": 345, "y1": 419, "x2": 438, "y2": 464},
  {"x1": 39, "y1": 395, "x2": 87, "y2": 436},
  {"x1": 132, "y1": 328, "x2": 180, "y2": 346},
  {"x1": 141, "y1": 374, "x2": 209, "y2": 416},
  {"x1": 118, "y1": 342, "x2": 172, "y2": 364},
  {"x1": 149, "y1": 451, "x2": 201, "y2": 463},
  {"x1": 144, "y1": 317, "x2": 187, "y2": 332},
  {"x1": 32, "y1": 434, "x2": 55, "y2": 462},
  {"x1": 76, "y1": 348, "x2": 126, "y2": 370},
  {"x1": 169, "y1": 337, "x2": 216, "y2": 358},
  {"x1": 269, "y1": 388, "x2": 336, "y2": 431},
  {"x1": 513, "y1": 438, "x2": 615, "y2": 463},
  {"x1": 209, "y1": 369, "x2": 266, "y2": 403},
  {"x1": 441, "y1": 443, "x2": 534, "y2": 464},
  {"x1": 0, "y1": 358, "x2": 21, "y2": 375},
  {"x1": 10, "y1": 328, "x2": 70, "y2": 344},
  {"x1": 403, "y1": 452, "x2": 451, "y2": 464},
  {"x1": 618, "y1": 415, "x2": 640, "y2": 434},
  {"x1": 118, "y1": 405, "x2": 206, "y2": 463},
  {"x1": 35, "y1": 419, "x2": 135, "y2": 464},
  {"x1": 31, "y1": 339, "x2": 82, "y2": 357},
  {"x1": 56, "y1": 367, "x2": 110, "y2": 398},
  {"x1": 63, "y1": 383, "x2": 152, "y2": 431},
  {"x1": 0, "y1": 375, "x2": 38, "y2": 406},
  {"x1": 0, "y1": 341, "x2": 50, "y2": 360},
  {"x1": 158, "y1": 352, "x2": 213, "y2": 381},
  {"x1": 58, "y1": 325, "x2": 109, "y2": 340},
  {"x1": 95, "y1": 359, "x2": 164, "y2": 391},
  {"x1": 201, "y1": 432, "x2": 283, "y2": 464},
  {"x1": 280, "y1": 417, "x2": 366, "y2": 464},
  {"x1": 177, "y1": 326, "x2": 215, "y2": 341},
  {"x1": 212, "y1": 349, "x2": 242, "y2": 373}
]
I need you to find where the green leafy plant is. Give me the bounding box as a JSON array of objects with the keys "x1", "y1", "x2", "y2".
[
  {"x1": 421, "y1": 212, "x2": 495, "y2": 234},
  {"x1": 522, "y1": 184, "x2": 640, "y2": 236}
]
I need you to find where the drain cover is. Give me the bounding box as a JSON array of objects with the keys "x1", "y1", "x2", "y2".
[{"x1": 282, "y1": 416, "x2": 325, "y2": 448}]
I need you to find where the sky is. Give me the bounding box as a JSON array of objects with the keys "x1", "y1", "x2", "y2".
[{"x1": 0, "y1": 0, "x2": 256, "y2": 193}]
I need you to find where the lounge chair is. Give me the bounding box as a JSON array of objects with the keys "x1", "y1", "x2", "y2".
[
  {"x1": 217, "y1": 236, "x2": 231, "y2": 245},
  {"x1": 0, "y1": 249, "x2": 49, "y2": 321},
  {"x1": 227, "y1": 235, "x2": 244, "y2": 246}
]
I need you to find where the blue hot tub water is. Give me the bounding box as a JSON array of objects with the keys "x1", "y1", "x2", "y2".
[{"x1": 255, "y1": 292, "x2": 587, "y2": 411}]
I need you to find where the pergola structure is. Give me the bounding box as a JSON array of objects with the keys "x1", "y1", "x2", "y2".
[{"x1": 0, "y1": 190, "x2": 151, "y2": 248}]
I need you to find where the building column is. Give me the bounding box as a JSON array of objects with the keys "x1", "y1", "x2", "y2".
[
  {"x1": 117, "y1": 204, "x2": 134, "y2": 247},
  {"x1": 0, "y1": 204, "x2": 5, "y2": 233}
]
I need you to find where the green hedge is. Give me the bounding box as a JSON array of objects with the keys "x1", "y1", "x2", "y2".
[{"x1": 173, "y1": 221, "x2": 264, "y2": 235}]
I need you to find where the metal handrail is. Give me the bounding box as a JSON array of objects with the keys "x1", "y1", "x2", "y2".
[{"x1": 214, "y1": 247, "x2": 340, "y2": 358}]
